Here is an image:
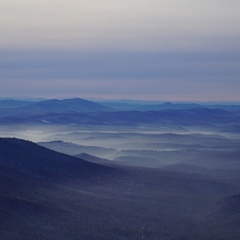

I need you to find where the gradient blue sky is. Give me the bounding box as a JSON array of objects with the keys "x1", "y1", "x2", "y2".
[{"x1": 0, "y1": 0, "x2": 240, "y2": 101}]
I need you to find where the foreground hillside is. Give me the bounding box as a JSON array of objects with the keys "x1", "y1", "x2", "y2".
[{"x1": 0, "y1": 138, "x2": 240, "y2": 240}]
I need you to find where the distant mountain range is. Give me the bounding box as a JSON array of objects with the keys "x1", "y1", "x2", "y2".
[
  {"x1": 1, "y1": 98, "x2": 240, "y2": 114},
  {"x1": 1, "y1": 107, "x2": 240, "y2": 131},
  {"x1": 25, "y1": 98, "x2": 110, "y2": 113},
  {"x1": 0, "y1": 98, "x2": 110, "y2": 117},
  {"x1": 0, "y1": 98, "x2": 240, "y2": 138},
  {"x1": 99, "y1": 100, "x2": 240, "y2": 112}
]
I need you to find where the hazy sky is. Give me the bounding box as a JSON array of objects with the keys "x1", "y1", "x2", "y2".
[{"x1": 0, "y1": 0, "x2": 240, "y2": 101}]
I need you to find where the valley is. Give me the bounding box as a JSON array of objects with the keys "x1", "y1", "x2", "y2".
[{"x1": 0, "y1": 98, "x2": 240, "y2": 239}]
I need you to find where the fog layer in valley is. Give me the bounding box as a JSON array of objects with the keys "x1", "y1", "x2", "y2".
[{"x1": 1, "y1": 123, "x2": 239, "y2": 170}]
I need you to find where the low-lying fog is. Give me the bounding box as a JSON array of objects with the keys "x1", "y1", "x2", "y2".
[{"x1": 1, "y1": 123, "x2": 239, "y2": 170}]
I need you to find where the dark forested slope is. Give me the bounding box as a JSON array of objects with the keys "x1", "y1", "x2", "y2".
[{"x1": 0, "y1": 138, "x2": 239, "y2": 240}]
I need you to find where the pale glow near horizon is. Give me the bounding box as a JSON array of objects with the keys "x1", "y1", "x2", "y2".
[
  {"x1": 0, "y1": 0, "x2": 239, "y2": 50},
  {"x1": 0, "y1": 0, "x2": 239, "y2": 101}
]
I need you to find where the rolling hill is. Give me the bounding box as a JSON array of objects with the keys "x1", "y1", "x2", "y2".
[
  {"x1": 0, "y1": 138, "x2": 239, "y2": 239},
  {"x1": 0, "y1": 98, "x2": 110, "y2": 118},
  {"x1": 23, "y1": 98, "x2": 110, "y2": 113},
  {"x1": 0, "y1": 138, "x2": 112, "y2": 179}
]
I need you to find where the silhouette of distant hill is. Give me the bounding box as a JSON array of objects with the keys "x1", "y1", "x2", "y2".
[
  {"x1": 0, "y1": 99, "x2": 240, "y2": 133},
  {"x1": 24, "y1": 98, "x2": 110, "y2": 113},
  {"x1": 20, "y1": 98, "x2": 108, "y2": 113},
  {"x1": 137, "y1": 102, "x2": 202, "y2": 111},
  {"x1": 0, "y1": 98, "x2": 110, "y2": 118},
  {"x1": 100, "y1": 100, "x2": 240, "y2": 112}
]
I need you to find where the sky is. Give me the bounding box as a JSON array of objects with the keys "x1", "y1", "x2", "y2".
[{"x1": 0, "y1": 0, "x2": 240, "y2": 101}]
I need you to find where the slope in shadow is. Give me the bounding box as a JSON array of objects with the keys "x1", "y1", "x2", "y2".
[{"x1": 0, "y1": 138, "x2": 239, "y2": 240}]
